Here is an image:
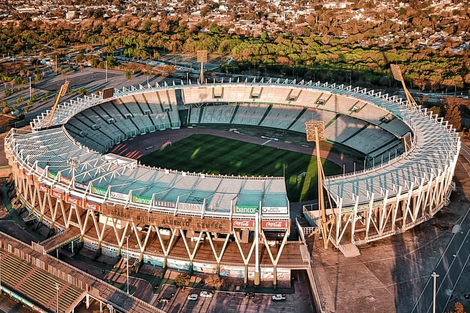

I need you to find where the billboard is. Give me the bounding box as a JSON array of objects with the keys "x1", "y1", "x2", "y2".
[
  {"x1": 178, "y1": 202, "x2": 203, "y2": 211},
  {"x1": 91, "y1": 186, "x2": 108, "y2": 197},
  {"x1": 102, "y1": 88, "x2": 114, "y2": 99},
  {"x1": 132, "y1": 194, "x2": 152, "y2": 205},
  {"x1": 261, "y1": 207, "x2": 288, "y2": 214},
  {"x1": 262, "y1": 220, "x2": 290, "y2": 229},
  {"x1": 232, "y1": 219, "x2": 255, "y2": 229},
  {"x1": 83, "y1": 201, "x2": 101, "y2": 212},
  {"x1": 234, "y1": 205, "x2": 258, "y2": 214}
]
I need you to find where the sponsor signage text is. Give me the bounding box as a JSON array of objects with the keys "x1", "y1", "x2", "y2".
[
  {"x1": 234, "y1": 205, "x2": 258, "y2": 214},
  {"x1": 262, "y1": 220, "x2": 290, "y2": 229},
  {"x1": 262, "y1": 207, "x2": 288, "y2": 214},
  {"x1": 232, "y1": 219, "x2": 256, "y2": 228}
]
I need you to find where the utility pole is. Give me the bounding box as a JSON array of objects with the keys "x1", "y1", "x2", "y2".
[
  {"x1": 126, "y1": 235, "x2": 130, "y2": 295},
  {"x1": 432, "y1": 272, "x2": 439, "y2": 313},
  {"x1": 56, "y1": 283, "x2": 60, "y2": 313}
]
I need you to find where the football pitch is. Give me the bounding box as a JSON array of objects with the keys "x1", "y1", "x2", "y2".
[{"x1": 138, "y1": 134, "x2": 342, "y2": 201}]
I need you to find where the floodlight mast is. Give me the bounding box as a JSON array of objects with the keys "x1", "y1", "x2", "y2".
[
  {"x1": 305, "y1": 121, "x2": 335, "y2": 249},
  {"x1": 197, "y1": 50, "x2": 208, "y2": 84},
  {"x1": 390, "y1": 64, "x2": 418, "y2": 108},
  {"x1": 40, "y1": 80, "x2": 70, "y2": 129}
]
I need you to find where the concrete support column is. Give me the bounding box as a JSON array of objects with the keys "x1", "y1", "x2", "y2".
[
  {"x1": 273, "y1": 266, "x2": 277, "y2": 289},
  {"x1": 85, "y1": 294, "x2": 90, "y2": 309}
]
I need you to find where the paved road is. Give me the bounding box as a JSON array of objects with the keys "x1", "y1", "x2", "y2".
[{"x1": 411, "y1": 143, "x2": 470, "y2": 313}]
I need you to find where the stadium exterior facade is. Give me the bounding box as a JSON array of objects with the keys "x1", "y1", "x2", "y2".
[{"x1": 5, "y1": 78, "x2": 460, "y2": 285}]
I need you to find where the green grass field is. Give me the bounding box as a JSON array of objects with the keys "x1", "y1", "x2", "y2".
[{"x1": 138, "y1": 134, "x2": 342, "y2": 202}]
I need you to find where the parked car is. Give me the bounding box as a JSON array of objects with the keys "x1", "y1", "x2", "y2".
[
  {"x1": 187, "y1": 294, "x2": 198, "y2": 301},
  {"x1": 272, "y1": 294, "x2": 286, "y2": 301},
  {"x1": 200, "y1": 290, "x2": 213, "y2": 298},
  {"x1": 245, "y1": 292, "x2": 255, "y2": 299}
]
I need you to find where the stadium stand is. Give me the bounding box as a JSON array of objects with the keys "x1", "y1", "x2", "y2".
[
  {"x1": 232, "y1": 104, "x2": 269, "y2": 125},
  {"x1": 324, "y1": 115, "x2": 368, "y2": 143},
  {"x1": 342, "y1": 124, "x2": 395, "y2": 154},
  {"x1": 288, "y1": 109, "x2": 337, "y2": 133},
  {"x1": 0, "y1": 251, "x2": 85, "y2": 313},
  {"x1": 200, "y1": 105, "x2": 237, "y2": 124},
  {"x1": 260, "y1": 105, "x2": 303, "y2": 129}
]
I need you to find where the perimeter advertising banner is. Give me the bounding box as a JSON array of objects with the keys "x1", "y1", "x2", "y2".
[
  {"x1": 232, "y1": 219, "x2": 256, "y2": 229},
  {"x1": 262, "y1": 220, "x2": 290, "y2": 229},
  {"x1": 234, "y1": 205, "x2": 258, "y2": 214},
  {"x1": 132, "y1": 194, "x2": 152, "y2": 205},
  {"x1": 102, "y1": 205, "x2": 231, "y2": 232},
  {"x1": 261, "y1": 207, "x2": 288, "y2": 214},
  {"x1": 91, "y1": 186, "x2": 108, "y2": 197}
]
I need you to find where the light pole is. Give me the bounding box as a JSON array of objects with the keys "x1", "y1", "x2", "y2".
[
  {"x1": 29, "y1": 77, "x2": 32, "y2": 101},
  {"x1": 432, "y1": 272, "x2": 439, "y2": 313},
  {"x1": 56, "y1": 282, "x2": 60, "y2": 313},
  {"x1": 0, "y1": 254, "x2": 2, "y2": 293},
  {"x1": 126, "y1": 235, "x2": 130, "y2": 294},
  {"x1": 105, "y1": 61, "x2": 108, "y2": 83}
]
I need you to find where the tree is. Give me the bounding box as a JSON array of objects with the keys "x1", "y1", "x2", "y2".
[
  {"x1": 447, "y1": 302, "x2": 466, "y2": 313},
  {"x1": 126, "y1": 71, "x2": 132, "y2": 80},
  {"x1": 205, "y1": 275, "x2": 224, "y2": 289},
  {"x1": 16, "y1": 97, "x2": 24, "y2": 105},
  {"x1": 4, "y1": 89, "x2": 12, "y2": 97},
  {"x1": 174, "y1": 274, "x2": 190, "y2": 288}
]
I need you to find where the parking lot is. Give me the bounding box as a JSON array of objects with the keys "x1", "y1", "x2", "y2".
[{"x1": 155, "y1": 271, "x2": 315, "y2": 313}]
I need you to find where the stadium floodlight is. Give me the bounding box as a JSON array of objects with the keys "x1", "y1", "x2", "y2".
[
  {"x1": 197, "y1": 50, "x2": 208, "y2": 84},
  {"x1": 390, "y1": 64, "x2": 404, "y2": 82},
  {"x1": 390, "y1": 64, "x2": 417, "y2": 108},
  {"x1": 305, "y1": 120, "x2": 335, "y2": 249},
  {"x1": 67, "y1": 157, "x2": 81, "y2": 185},
  {"x1": 305, "y1": 121, "x2": 325, "y2": 142}
]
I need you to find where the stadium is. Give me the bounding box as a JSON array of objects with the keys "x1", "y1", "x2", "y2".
[{"x1": 4, "y1": 77, "x2": 460, "y2": 290}]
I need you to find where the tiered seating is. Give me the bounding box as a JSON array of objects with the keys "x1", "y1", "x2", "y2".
[
  {"x1": 119, "y1": 96, "x2": 155, "y2": 134},
  {"x1": 294, "y1": 89, "x2": 322, "y2": 108},
  {"x1": 105, "y1": 101, "x2": 140, "y2": 136},
  {"x1": 350, "y1": 102, "x2": 388, "y2": 124},
  {"x1": 2, "y1": 253, "x2": 32, "y2": 288},
  {"x1": 379, "y1": 117, "x2": 410, "y2": 137},
  {"x1": 143, "y1": 92, "x2": 165, "y2": 112},
  {"x1": 183, "y1": 88, "x2": 212, "y2": 103},
  {"x1": 261, "y1": 87, "x2": 289, "y2": 104},
  {"x1": 260, "y1": 106, "x2": 303, "y2": 129},
  {"x1": 64, "y1": 119, "x2": 108, "y2": 153},
  {"x1": 231, "y1": 104, "x2": 269, "y2": 125},
  {"x1": 89, "y1": 106, "x2": 128, "y2": 142},
  {"x1": 189, "y1": 107, "x2": 201, "y2": 124},
  {"x1": 288, "y1": 109, "x2": 337, "y2": 133},
  {"x1": 157, "y1": 90, "x2": 172, "y2": 111},
  {"x1": 167, "y1": 104, "x2": 181, "y2": 128},
  {"x1": 342, "y1": 125, "x2": 396, "y2": 154},
  {"x1": 369, "y1": 140, "x2": 403, "y2": 159},
  {"x1": 200, "y1": 105, "x2": 236, "y2": 124},
  {"x1": 325, "y1": 115, "x2": 367, "y2": 143},
  {"x1": 1, "y1": 253, "x2": 84, "y2": 313},
  {"x1": 81, "y1": 110, "x2": 118, "y2": 140}
]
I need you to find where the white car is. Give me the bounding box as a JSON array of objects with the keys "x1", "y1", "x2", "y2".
[
  {"x1": 272, "y1": 294, "x2": 286, "y2": 301},
  {"x1": 187, "y1": 294, "x2": 198, "y2": 301},
  {"x1": 200, "y1": 291, "x2": 213, "y2": 298}
]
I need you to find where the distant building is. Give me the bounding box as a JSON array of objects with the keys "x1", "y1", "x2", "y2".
[{"x1": 65, "y1": 11, "x2": 76, "y2": 20}]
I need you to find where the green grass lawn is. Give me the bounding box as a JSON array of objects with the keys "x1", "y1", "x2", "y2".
[{"x1": 138, "y1": 134, "x2": 342, "y2": 201}]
